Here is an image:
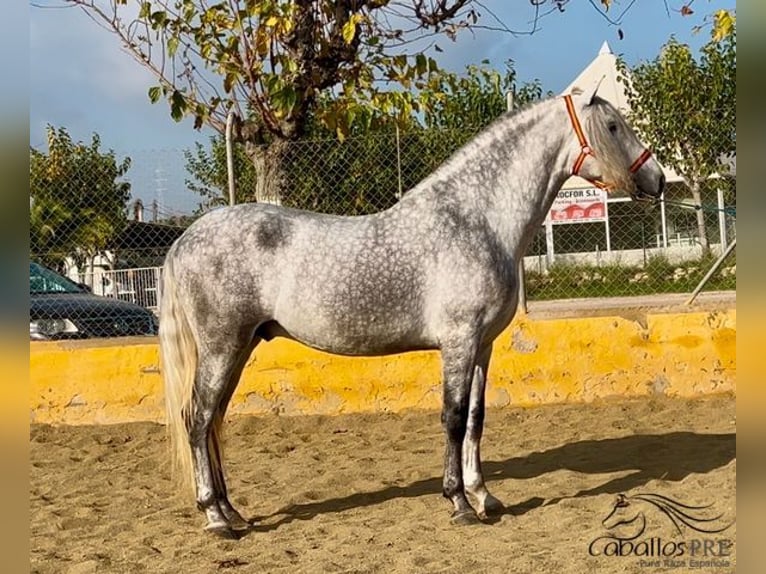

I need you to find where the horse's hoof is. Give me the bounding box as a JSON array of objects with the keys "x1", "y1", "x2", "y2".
[
  {"x1": 204, "y1": 524, "x2": 242, "y2": 540},
  {"x1": 482, "y1": 495, "x2": 505, "y2": 517},
  {"x1": 450, "y1": 510, "x2": 482, "y2": 526}
]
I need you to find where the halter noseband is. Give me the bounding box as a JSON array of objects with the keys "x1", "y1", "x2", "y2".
[{"x1": 563, "y1": 94, "x2": 653, "y2": 192}]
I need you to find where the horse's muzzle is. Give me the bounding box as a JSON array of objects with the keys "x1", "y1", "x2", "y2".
[{"x1": 632, "y1": 173, "x2": 665, "y2": 203}]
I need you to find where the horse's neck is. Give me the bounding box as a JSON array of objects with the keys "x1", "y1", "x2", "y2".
[
  {"x1": 409, "y1": 99, "x2": 572, "y2": 261},
  {"x1": 487, "y1": 111, "x2": 572, "y2": 261}
]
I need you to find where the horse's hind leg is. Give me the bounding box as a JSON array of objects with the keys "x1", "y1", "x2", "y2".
[
  {"x1": 462, "y1": 344, "x2": 504, "y2": 519},
  {"x1": 188, "y1": 330, "x2": 255, "y2": 538},
  {"x1": 209, "y1": 336, "x2": 260, "y2": 531}
]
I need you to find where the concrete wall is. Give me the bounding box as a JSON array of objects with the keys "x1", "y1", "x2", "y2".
[{"x1": 29, "y1": 309, "x2": 736, "y2": 425}]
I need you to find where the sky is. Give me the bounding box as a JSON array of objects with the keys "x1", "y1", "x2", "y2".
[{"x1": 30, "y1": 0, "x2": 735, "y2": 215}]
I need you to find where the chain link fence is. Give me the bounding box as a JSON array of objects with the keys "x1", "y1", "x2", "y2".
[{"x1": 29, "y1": 121, "x2": 735, "y2": 340}]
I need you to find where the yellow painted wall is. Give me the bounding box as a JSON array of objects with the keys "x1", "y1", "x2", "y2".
[{"x1": 29, "y1": 309, "x2": 736, "y2": 425}]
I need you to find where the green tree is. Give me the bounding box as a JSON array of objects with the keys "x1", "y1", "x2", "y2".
[
  {"x1": 422, "y1": 60, "x2": 545, "y2": 130},
  {"x1": 418, "y1": 60, "x2": 546, "y2": 165},
  {"x1": 30, "y1": 127, "x2": 132, "y2": 272},
  {"x1": 61, "y1": 0, "x2": 614, "y2": 204},
  {"x1": 185, "y1": 61, "x2": 546, "y2": 213},
  {"x1": 184, "y1": 137, "x2": 256, "y2": 211},
  {"x1": 619, "y1": 32, "x2": 735, "y2": 252}
]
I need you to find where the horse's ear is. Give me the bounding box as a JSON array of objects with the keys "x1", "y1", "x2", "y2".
[{"x1": 582, "y1": 75, "x2": 606, "y2": 106}]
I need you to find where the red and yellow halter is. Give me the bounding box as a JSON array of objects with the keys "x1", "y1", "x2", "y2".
[{"x1": 563, "y1": 94, "x2": 653, "y2": 192}]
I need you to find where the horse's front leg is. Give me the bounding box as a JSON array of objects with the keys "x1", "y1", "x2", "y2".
[
  {"x1": 440, "y1": 339, "x2": 482, "y2": 525},
  {"x1": 462, "y1": 344, "x2": 504, "y2": 519}
]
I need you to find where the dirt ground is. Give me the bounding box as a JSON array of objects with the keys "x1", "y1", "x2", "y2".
[{"x1": 30, "y1": 395, "x2": 736, "y2": 574}]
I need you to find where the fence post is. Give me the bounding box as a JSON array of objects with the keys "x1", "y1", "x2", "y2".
[
  {"x1": 226, "y1": 110, "x2": 238, "y2": 206},
  {"x1": 155, "y1": 266, "x2": 162, "y2": 316},
  {"x1": 508, "y1": 91, "x2": 528, "y2": 314},
  {"x1": 717, "y1": 187, "x2": 728, "y2": 250},
  {"x1": 395, "y1": 124, "x2": 403, "y2": 200},
  {"x1": 685, "y1": 238, "x2": 736, "y2": 305}
]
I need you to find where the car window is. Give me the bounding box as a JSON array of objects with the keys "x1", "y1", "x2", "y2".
[{"x1": 30, "y1": 263, "x2": 86, "y2": 295}]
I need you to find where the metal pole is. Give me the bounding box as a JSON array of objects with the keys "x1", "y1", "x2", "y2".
[
  {"x1": 507, "y1": 91, "x2": 528, "y2": 314},
  {"x1": 717, "y1": 187, "x2": 727, "y2": 250},
  {"x1": 641, "y1": 221, "x2": 646, "y2": 266},
  {"x1": 604, "y1": 193, "x2": 611, "y2": 252},
  {"x1": 685, "y1": 238, "x2": 736, "y2": 305},
  {"x1": 660, "y1": 192, "x2": 668, "y2": 248},
  {"x1": 225, "y1": 110, "x2": 237, "y2": 206},
  {"x1": 395, "y1": 124, "x2": 403, "y2": 200}
]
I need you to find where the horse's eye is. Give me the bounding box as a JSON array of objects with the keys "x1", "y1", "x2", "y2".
[{"x1": 608, "y1": 122, "x2": 618, "y2": 135}]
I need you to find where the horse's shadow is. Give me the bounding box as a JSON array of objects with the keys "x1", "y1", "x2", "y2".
[{"x1": 243, "y1": 431, "x2": 735, "y2": 535}]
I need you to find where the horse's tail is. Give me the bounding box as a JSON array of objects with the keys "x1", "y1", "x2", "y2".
[{"x1": 159, "y1": 252, "x2": 197, "y2": 495}]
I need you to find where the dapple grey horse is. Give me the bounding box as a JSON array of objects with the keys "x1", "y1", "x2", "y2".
[{"x1": 160, "y1": 87, "x2": 665, "y2": 538}]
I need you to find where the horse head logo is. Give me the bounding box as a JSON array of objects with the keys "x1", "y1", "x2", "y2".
[
  {"x1": 601, "y1": 493, "x2": 647, "y2": 540},
  {"x1": 602, "y1": 493, "x2": 734, "y2": 537}
]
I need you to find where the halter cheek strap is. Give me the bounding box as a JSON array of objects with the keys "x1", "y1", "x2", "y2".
[
  {"x1": 563, "y1": 94, "x2": 653, "y2": 192},
  {"x1": 629, "y1": 148, "x2": 653, "y2": 174}
]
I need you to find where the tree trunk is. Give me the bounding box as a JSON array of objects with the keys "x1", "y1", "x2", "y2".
[
  {"x1": 244, "y1": 139, "x2": 290, "y2": 205},
  {"x1": 690, "y1": 180, "x2": 709, "y2": 254}
]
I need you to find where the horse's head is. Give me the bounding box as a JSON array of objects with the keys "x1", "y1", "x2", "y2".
[{"x1": 564, "y1": 88, "x2": 665, "y2": 202}]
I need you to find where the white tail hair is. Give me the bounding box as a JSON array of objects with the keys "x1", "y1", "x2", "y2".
[{"x1": 159, "y1": 254, "x2": 198, "y2": 495}]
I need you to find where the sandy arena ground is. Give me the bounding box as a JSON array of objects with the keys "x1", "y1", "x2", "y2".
[{"x1": 30, "y1": 394, "x2": 736, "y2": 574}]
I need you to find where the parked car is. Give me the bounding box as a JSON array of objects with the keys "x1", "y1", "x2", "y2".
[{"x1": 30, "y1": 262, "x2": 158, "y2": 340}]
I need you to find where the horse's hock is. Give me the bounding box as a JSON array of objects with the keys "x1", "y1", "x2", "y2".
[{"x1": 29, "y1": 306, "x2": 735, "y2": 425}]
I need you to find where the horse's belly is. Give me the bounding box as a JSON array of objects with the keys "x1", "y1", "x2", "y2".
[{"x1": 274, "y1": 311, "x2": 432, "y2": 357}]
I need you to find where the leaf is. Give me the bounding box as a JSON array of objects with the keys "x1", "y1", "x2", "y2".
[
  {"x1": 601, "y1": 0, "x2": 611, "y2": 11},
  {"x1": 150, "y1": 10, "x2": 167, "y2": 28},
  {"x1": 618, "y1": 28, "x2": 624, "y2": 40},
  {"x1": 170, "y1": 91, "x2": 187, "y2": 121},
  {"x1": 148, "y1": 86, "x2": 162, "y2": 103},
  {"x1": 680, "y1": 5, "x2": 693, "y2": 16},
  {"x1": 434, "y1": 44, "x2": 443, "y2": 52},
  {"x1": 255, "y1": 28, "x2": 269, "y2": 57},
  {"x1": 415, "y1": 53, "x2": 428, "y2": 75},
  {"x1": 712, "y1": 10, "x2": 735, "y2": 42},
  {"x1": 167, "y1": 36, "x2": 179, "y2": 57},
  {"x1": 223, "y1": 72, "x2": 238, "y2": 93},
  {"x1": 193, "y1": 104, "x2": 208, "y2": 130},
  {"x1": 342, "y1": 15, "x2": 361, "y2": 45}
]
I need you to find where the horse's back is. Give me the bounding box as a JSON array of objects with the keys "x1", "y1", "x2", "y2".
[{"x1": 163, "y1": 203, "x2": 430, "y2": 349}]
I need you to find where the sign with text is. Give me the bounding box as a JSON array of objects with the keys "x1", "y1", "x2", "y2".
[{"x1": 549, "y1": 188, "x2": 606, "y2": 224}]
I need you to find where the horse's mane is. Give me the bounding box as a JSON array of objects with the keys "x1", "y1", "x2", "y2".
[{"x1": 582, "y1": 95, "x2": 639, "y2": 195}]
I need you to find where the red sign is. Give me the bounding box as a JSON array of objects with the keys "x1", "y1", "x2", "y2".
[{"x1": 549, "y1": 188, "x2": 607, "y2": 224}]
